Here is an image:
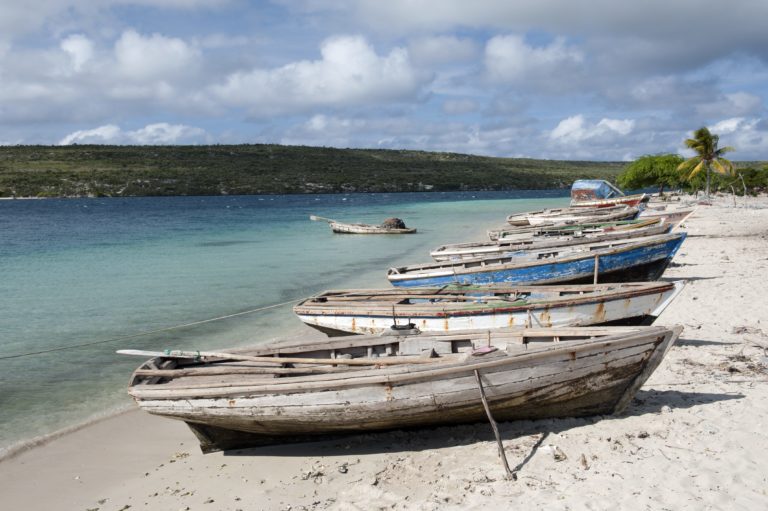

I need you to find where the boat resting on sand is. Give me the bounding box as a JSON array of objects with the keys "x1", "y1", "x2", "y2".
[
  {"x1": 569, "y1": 180, "x2": 649, "y2": 208},
  {"x1": 505, "y1": 205, "x2": 638, "y2": 226},
  {"x1": 639, "y1": 205, "x2": 696, "y2": 226},
  {"x1": 488, "y1": 208, "x2": 640, "y2": 241},
  {"x1": 387, "y1": 232, "x2": 686, "y2": 288},
  {"x1": 125, "y1": 325, "x2": 683, "y2": 453},
  {"x1": 310, "y1": 215, "x2": 416, "y2": 234},
  {"x1": 293, "y1": 281, "x2": 685, "y2": 336},
  {"x1": 432, "y1": 218, "x2": 671, "y2": 262}
]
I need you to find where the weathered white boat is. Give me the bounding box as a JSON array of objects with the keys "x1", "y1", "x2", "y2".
[
  {"x1": 639, "y1": 204, "x2": 695, "y2": 225},
  {"x1": 570, "y1": 180, "x2": 649, "y2": 208},
  {"x1": 126, "y1": 325, "x2": 683, "y2": 453},
  {"x1": 293, "y1": 281, "x2": 685, "y2": 336},
  {"x1": 432, "y1": 218, "x2": 670, "y2": 261},
  {"x1": 311, "y1": 215, "x2": 416, "y2": 234},
  {"x1": 505, "y1": 205, "x2": 638, "y2": 226},
  {"x1": 489, "y1": 208, "x2": 640, "y2": 241}
]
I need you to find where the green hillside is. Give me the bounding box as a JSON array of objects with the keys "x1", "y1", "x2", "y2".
[{"x1": 0, "y1": 144, "x2": 629, "y2": 197}]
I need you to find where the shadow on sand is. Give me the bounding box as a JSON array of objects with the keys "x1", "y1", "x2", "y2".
[
  {"x1": 222, "y1": 389, "x2": 742, "y2": 460},
  {"x1": 660, "y1": 275, "x2": 718, "y2": 282}
]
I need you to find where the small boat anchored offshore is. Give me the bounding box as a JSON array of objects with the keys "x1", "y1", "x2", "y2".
[{"x1": 310, "y1": 215, "x2": 416, "y2": 234}]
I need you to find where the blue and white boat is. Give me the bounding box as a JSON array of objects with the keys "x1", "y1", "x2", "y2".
[{"x1": 387, "y1": 232, "x2": 686, "y2": 288}]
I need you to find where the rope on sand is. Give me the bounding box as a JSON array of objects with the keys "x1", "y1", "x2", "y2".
[{"x1": 0, "y1": 298, "x2": 302, "y2": 361}]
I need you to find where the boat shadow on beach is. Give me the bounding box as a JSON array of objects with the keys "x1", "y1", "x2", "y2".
[
  {"x1": 675, "y1": 337, "x2": 739, "y2": 347},
  {"x1": 222, "y1": 390, "x2": 742, "y2": 459},
  {"x1": 660, "y1": 275, "x2": 718, "y2": 282}
]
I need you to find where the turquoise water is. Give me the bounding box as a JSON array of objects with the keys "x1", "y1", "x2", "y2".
[{"x1": 0, "y1": 192, "x2": 568, "y2": 453}]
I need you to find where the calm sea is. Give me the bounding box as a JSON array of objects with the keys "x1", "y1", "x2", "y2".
[{"x1": 0, "y1": 191, "x2": 568, "y2": 454}]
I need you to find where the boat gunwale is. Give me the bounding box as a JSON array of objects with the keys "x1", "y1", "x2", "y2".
[
  {"x1": 387, "y1": 232, "x2": 687, "y2": 279},
  {"x1": 293, "y1": 281, "x2": 678, "y2": 318},
  {"x1": 128, "y1": 326, "x2": 679, "y2": 398}
]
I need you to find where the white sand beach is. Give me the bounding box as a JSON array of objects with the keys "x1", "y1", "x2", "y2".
[{"x1": 2, "y1": 195, "x2": 767, "y2": 511}]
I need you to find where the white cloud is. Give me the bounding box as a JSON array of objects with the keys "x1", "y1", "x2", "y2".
[
  {"x1": 130, "y1": 122, "x2": 207, "y2": 144},
  {"x1": 58, "y1": 122, "x2": 207, "y2": 145},
  {"x1": 710, "y1": 117, "x2": 745, "y2": 135},
  {"x1": 211, "y1": 35, "x2": 426, "y2": 116},
  {"x1": 114, "y1": 29, "x2": 200, "y2": 80},
  {"x1": 484, "y1": 35, "x2": 584, "y2": 86},
  {"x1": 59, "y1": 124, "x2": 122, "y2": 145},
  {"x1": 60, "y1": 34, "x2": 94, "y2": 72},
  {"x1": 550, "y1": 115, "x2": 635, "y2": 144},
  {"x1": 698, "y1": 118, "x2": 768, "y2": 158}
]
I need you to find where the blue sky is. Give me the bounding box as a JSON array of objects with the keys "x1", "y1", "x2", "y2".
[{"x1": 1, "y1": 0, "x2": 767, "y2": 160}]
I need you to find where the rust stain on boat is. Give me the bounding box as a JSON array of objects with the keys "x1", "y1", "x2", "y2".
[
  {"x1": 384, "y1": 384, "x2": 394, "y2": 402},
  {"x1": 593, "y1": 302, "x2": 606, "y2": 323},
  {"x1": 539, "y1": 308, "x2": 552, "y2": 327},
  {"x1": 351, "y1": 317, "x2": 356, "y2": 332}
]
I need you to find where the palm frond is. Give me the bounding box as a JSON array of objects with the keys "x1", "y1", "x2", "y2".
[
  {"x1": 677, "y1": 157, "x2": 699, "y2": 172},
  {"x1": 687, "y1": 160, "x2": 706, "y2": 179},
  {"x1": 712, "y1": 157, "x2": 734, "y2": 175},
  {"x1": 715, "y1": 145, "x2": 735, "y2": 156}
]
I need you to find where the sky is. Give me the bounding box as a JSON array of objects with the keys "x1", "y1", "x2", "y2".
[{"x1": 1, "y1": 0, "x2": 767, "y2": 160}]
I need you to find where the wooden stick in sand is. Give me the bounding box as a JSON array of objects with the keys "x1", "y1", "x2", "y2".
[
  {"x1": 474, "y1": 369, "x2": 516, "y2": 480},
  {"x1": 117, "y1": 349, "x2": 444, "y2": 366}
]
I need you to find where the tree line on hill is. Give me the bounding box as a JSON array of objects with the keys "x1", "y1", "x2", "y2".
[
  {"x1": 0, "y1": 139, "x2": 764, "y2": 198},
  {"x1": 0, "y1": 145, "x2": 625, "y2": 198}
]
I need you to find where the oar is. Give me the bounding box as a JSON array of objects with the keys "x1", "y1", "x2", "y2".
[
  {"x1": 309, "y1": 215, "x2": 336, "y2": 223},
  {"x1": 117, "y1": 349, "x2": 443, "y2": 366}
]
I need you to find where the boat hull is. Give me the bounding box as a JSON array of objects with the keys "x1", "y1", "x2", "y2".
[
  {"x1": 295, "y1": 282, "x2": 685, "y2": 336},
  {"x1": 432, "y1": 221, "x2": 671, "y2": 261},
  {"x1": 330, "y1": 221, "x2": 416, "y2": 234},
  {"x1": 388, "y1": 233, "x2": 686, "y2": 288},
  {"x1": 491, "y1": 208, "x2": 638, "y2": 239},
  {"x1": 130, "y1": 327, "x2": 681, "y2": 453}
]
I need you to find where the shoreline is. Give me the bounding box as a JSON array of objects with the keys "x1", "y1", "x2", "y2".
[
  {"x1": 2, "y1": 195, "x2": 767, "y2": 510},
  {"x1": 0, "y1": 189, "x2": 573, "y2": 200},
  {"x1": 0, "y1": 404, "x2": 135, "y2": 463}
]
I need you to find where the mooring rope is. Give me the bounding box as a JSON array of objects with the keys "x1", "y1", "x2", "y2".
[{"x1": 0, "y1": 298, "x2": 301, "y2": 361}]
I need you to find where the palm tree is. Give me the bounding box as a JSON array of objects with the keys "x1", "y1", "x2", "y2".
[{"x1": 677, "y1": 127, "x2": 735, "y2": 199}]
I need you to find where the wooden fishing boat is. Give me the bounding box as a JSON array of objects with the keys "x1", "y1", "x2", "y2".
[
  {"x1": 293, "y1": 281, "x2": 685, "y2": 336},
  {"x1": 387, "y1": 232, "x2": 686, "y2": 288},
  {"x1": 488, "y1": 208, "x2": 639, "y2": 241},
  {"x1": 505, "y1": 205, "x2": 638, "y2": 226},
  {"x1": 125, "y1": 325, "x2": 683, "y2": 453},
  {"x1": 432, "y1": 219, "x2": 670, "y2": 262},
  {"x1": 569, "y1": 179, "x2": 648, "y2": 208},
  {"x1": 639, "y1": 204, "x2": 695, "y2": 225},
  {"x1": 310, "y1": 215, "x2": 417, "y2": 234}
]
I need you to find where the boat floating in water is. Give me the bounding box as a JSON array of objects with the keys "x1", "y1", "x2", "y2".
[
  {"x1": 310, "y1": 215, "x2": 417, "y2": 234},
  {"x1": 293, "y1": 281, "x2": 685, "y2": 336},
  {"x1": 125, "y1": 325, "x2": 683, "y2": 453}
]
